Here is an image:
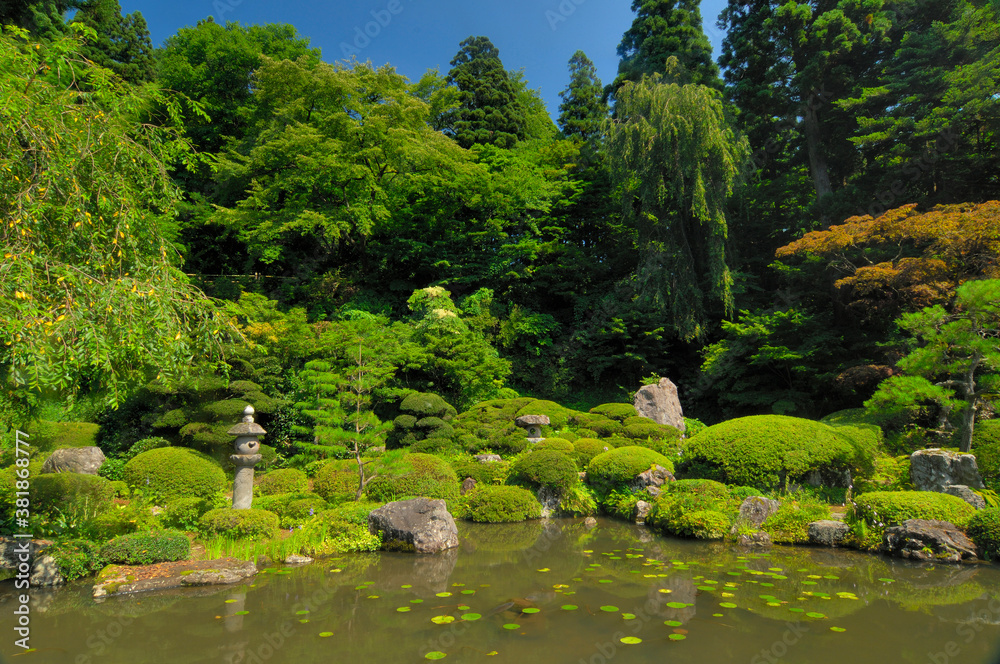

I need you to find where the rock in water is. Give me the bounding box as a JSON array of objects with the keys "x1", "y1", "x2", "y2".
[
  {"x1": 808, "y1": 520, "x2": 850, "y2": 547},
  {"x1": 41, "y1": 446, "x2": 106, "y2": 475},
  {"x1": 910, "y1": 449, "x2": 984, "y2": 492},
  {"x1": 633, "y1": 378, "x2": 685, "y2": 432},
  {"x1": 880, "y1": 519, "x2": 977, "y2": 563},
  {"x1": 368, "y1": 498, "x2": 459, "y2": 554}
]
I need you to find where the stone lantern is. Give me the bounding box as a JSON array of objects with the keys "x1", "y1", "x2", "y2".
[
  {"x1": 515, "y1": 414, "x2": 549, "y2": 442},
  {"x1": 228, "y1": 404, "x2": 265, "y2": 509}
]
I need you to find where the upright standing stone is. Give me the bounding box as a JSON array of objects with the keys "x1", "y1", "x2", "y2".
[
  {"x1": 910, "y1": 449, "x2": 984, "y2": 492},
  {"x1": 228, "y1": 405, "x2": 265, "y2": 510},
  {"x1": 633, "y1": 378, "x2": 686, "y2": 432}
]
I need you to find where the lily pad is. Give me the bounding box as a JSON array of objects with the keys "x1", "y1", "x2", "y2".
[
  {"x1": 830, "y1": 626, "x2": 846, "y2": 632},
  {"x1": 561, "y1": 605, "x2": 578, "y2": 611},
  {"x1": 431, "y1": 616, "x2": 455, "y2": 625},
  {"x1": 620, "y1": 637, "x2": 642, "y2": 644},
  {"x1": 600, "y1": 605, "x2": 619, "y2": 612},
  {"x1": 425, "y1": 652, "x2": 447, "y2": 660},
  {"x1": 668, "y1": 633, "x2": 686, "y2": 641},
  {"x1": 664, "y1": 620, "x2": 682, "y2": 627},
  {"x1": 462, "y1": 613, "x2": 482, "y2": 621},
  {"x1": 397, "y1": 607, "x2": 411, "y2": 613},
  {"x1": 719, "y1": 603, "x2": 737, "y2": 609},
  {"x1": 503, "y1": 623, "x2": 520, "y2": 630},
  {"x1": 521, "y1": 608, "x2": 540, "y2": 614},
  {"x1": 319, "y1": 632, "x2": 333, "y2": 637}
]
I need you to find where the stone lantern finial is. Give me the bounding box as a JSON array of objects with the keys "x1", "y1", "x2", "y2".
[{"x1": 227, "y1": 403, "x2": 265, "y2": 509}]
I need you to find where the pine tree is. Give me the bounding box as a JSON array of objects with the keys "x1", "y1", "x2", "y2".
[
  {"x1": 444, "y1": 35, "x2": 526, "y2": 148},
  {"x1": 557, "y1": 51, "x2": 607, "y2": 142},
  {"x1": 609, "y1": 0, "x2": 722, "y2": 97},
  {"x1": 71, "y1": 0, "x2": 153, "y2": 84}
]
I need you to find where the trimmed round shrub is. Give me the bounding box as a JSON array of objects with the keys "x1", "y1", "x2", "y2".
[
  {"x1": 967, "y1": 508, "x2": 1000, "y2": 559},
  {"x1": 313, "y1": 460, "x2": 361, "y2": 501},
  {"x1": 200, "y1": 508, "x2": 279, "y2": 538},
  {"x1": 668, "y1": 478, "x2": 729, "y2": 498},
  {"x1": 586, "y1": 446, "x2": 674, "y2": 493},
  {"x1": 622, "y1": 421, "x2": 681, "y2": 442},
  {"x1": 254, "y1": 492, "x2": 328, "y2": 528},
  {"x1": 30, "y1": 472, "x2": 115, "y2": 517},
  {"x1": 973, "y1": 420, "x2": 1000, "y2": 493},
  {"x1": 509, "y1": 449, "x2": 579, "y2": 492},
  {"x1": 515, "y1": 400, "x2": 573, "y2": 429},
  {"x1": 125, "y1": 437, "x2": 170, "y2": 460},
  {"x1": 560, "y1": 431, "x2": 579, "y2": 443},
  {"x1": 850, "y1": 491, "x2": 976, "y2": 528},
  {"x1": 572, "y1": 438, "x2": 614, "y2": 469},
  {"x1": 464, "y1": 485, "x2": 542, "y2": 522},
  {"x1": 589, "y1": 403, "x2": 638, "y2": 422},
  {"x1": 258, "y1": 444, "x2": 279, "y2": 470},
  {"x1": 450, "y1": 458, "x2": 510, "y2": 486},
  {"x1": 400, "y1": 392, "x2": 457, "y2": 420},
  {"x1": 589, "y1": 418, "x2": 624, "y2": 438},
  {"x1": 162, "y1": 497, "x2": 212, "y2": 530},
  {"x1": 535, "y1": 438, "x2": 574, "y2": 453},
  {"x1": 761, "y1": 499, "x2": 831, "y2": 543},
  {"x1": 100, "y1": 529, "x2": 190, "y2": 565},
  {"x1": 416, "y1": 417, "x2": 454, "y2": 438},
  {"x1": 123, "y1": 447, "x2": 226, "y2": 502},
  {"x1": 681, "y1": 415, "x2": 877, "y2": 490},
  {"x1": 256, "y1": 468, "x2": 308, "y2": 496},
  {"x1": 365, "y1": 453, "x2": 459, "y2": 501},
  {"x1": 673, "y1": 510, "x2": 730, "y2": 539},
  {"x1": 410, "y1": 436, "x2": 461, "y2": 455}
]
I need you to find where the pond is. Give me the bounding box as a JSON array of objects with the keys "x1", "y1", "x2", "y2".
[{"x1": 5, "y1": 518, "x2": 1000, "y2": 664}]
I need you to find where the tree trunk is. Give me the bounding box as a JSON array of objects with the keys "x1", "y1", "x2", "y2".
[
  {"x1": 802, "y1": 110, "x2": 833, "y2": 202},
  {"x1": 959, "y1": 398, "x2": 977, "y2": 453}
]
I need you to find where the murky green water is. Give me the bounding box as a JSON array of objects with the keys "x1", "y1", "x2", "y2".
[{"x1": 4, "y1": 518, "x2": 1000, "y2": 664}]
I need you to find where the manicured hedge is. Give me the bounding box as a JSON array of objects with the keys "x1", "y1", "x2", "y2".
[
  {"x1": 200, "y1": 508, "x2": 279, "y2": 538},
  {"x1": 312, "y1": 460, "x2": 361, "y2": 501},
  {"x1": 850, "y1": 490, "x2": 976, "y2": 528},
  {"x1": 450, "y1": 458, "x2": 510, "y2": 486},
  {"x1": 365, "y1": 453, "x2": 459, "y2": 501},
  {"x1": 256, "y1": 468, "x2": 308, "y2": 496},
  {"x1": 100, "y1": 530, "x2": 190, "y2": 565},
  {"x1": 162, "y1": 497, "x2": 212, "y2": 530},
  {"x1": 681, "y1": 415, "x2": 877, "y2": 490},
  {"x1": 123, "y1": 447, "x2": 226, "y2": 502},
  {"x1": 25, "y1": 420, "x2": 100, "y2": 452},
  {"x1": 967, "y1": 508, "x2": 1000, "y2": 559},
  {"x1": 535, "y1": 438, "x2": 574, "y2": 453},
  {"x1": 509, "y1": 449, "x2": 578, "y2": 492},
  {"x1": 125, "y1": 437, "x2": 170, "y2": 460},
  {"x1": 589, "y1": 403, "x2": 638, "y2": 422},
  {"x1": 586, "y1": 446, "x2": 674, "y2": 493},
  {"x1": 464, "y1": 485, "x2": 542, "y2": 522},
  {"x1": 571, "y1": 438, "x2": 614, "y2": 469},
  {"x1": 972, "y1": 420, "x2": 1000, "y2": 493},
  {"x1": 30, "y1": 472, "x2": 115, "y2": 518}
]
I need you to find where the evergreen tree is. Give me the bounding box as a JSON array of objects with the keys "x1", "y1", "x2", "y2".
[
  {"x1": 609, "y1": 0, "x2": 722, "y2": 97},
  {"x1": 444, "y1": 35, "x2": 526, "y2": 148},
  {"x1": 557, "y1": 50, "x2": 607, "y2": 142},
  {"x1": 71, "y1": 0, "x2": 154, "y2": 84}
]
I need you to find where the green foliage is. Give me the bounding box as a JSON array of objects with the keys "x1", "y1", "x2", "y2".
[
  {"x1": 449, "y1": 458, "x2": 510, "y2": 486},
  {"x1": 973, "y1": 420, "x2": 1000, "y2": 493},
  {"x1": 683, "y1": 417, "x2": 706, "y2": 437},
  {"x1": 622, "y1": 421, "x2": 681, "y2": 443},
  {"x1": 100, "y1": 529, "x2": 190, "y2": 565},
  {"x1": 30, "y1": 472, "x2": 115, "y2": 519},
  {"x1": 681, "y1": 415, "x2": 877, "y2": 490},
  {"x1": 365, "y1": 452, "x2": 459, "y2": 501},
  {"x1": 648, "y1": 481, "x2": 736, "y2": 538},
  {"x1": 849, "y1": 491, "x2": 976, "y2": 529},
  {"x1": 855, "y1": 456, "x2": 912, "y2": 494},
  {"x1": 559, "y1": 483, "x2": 599, "y2": 516},
  {"x1": 509, "y1": 449, "x2": 579, "y2": 492},
  {"x1": 589, "y1": 403, "x2": 638, "y2": 422},
  {"x1": 673, "y1": 510, "x2": 731, "y2": 540},
  {"x1": 71, "y1": 0, "x2": 154, "y2": 84},
  {"x1": 571, "y1": 438, "x2": 614, "y2": 469},
  {"x1": 47, "y1": 539, "x2": 104, "y2": 582},
  {"x1": 122, "y1": 447, "x2": 226, "y2": 502},
  {"x1": 301, "y1": 509, "x2": 381, "y2": 554},
  {"x1": 256, "y1": 468, "x2": 308, "y2": 496},
  {"x1": 98, "y1": 457, "x2": 126, "y2": 482},
  {"x1": 557, "y1": 50, "x2": 607, "y2": 141},
  {"x1": 535, "y1": 438, "x2": 574, "y2": 454},
  {"x1": 200, "y1": 508, "x2": 279, "y2": 539},
  {"x1": 967, "y1": 508, "x2": 1000, "y2": 559},
  {"x1": 463, "y1": 485, "x2": 542, "y2": 522},
  {"x1": 761, "y1": 499, "x2": 831, "y2": 544},
  {"x1": 24, "y1": 421, "x2": 99, "y2": 453},
  {"x1": 669, "y1": 478, "x2": 730, "y2": 498},
  {"x1": 586, "y1": 446, "x2": 674, "y2": 494},
  {"x1": 162, "y1": 497, "x2": 212, "y2": 531},
  {"x1": 126, "y1": 436, "x2": 171, "y2": 460},
  {"x1": 253, "y1": 492, "x2": 328, "y2": 529},
  {"x1": 400, "y1": 392, "x2": 457, "y2": 420},
  {"x1": 312, "y1": 460, "x2": 361, "y2": 502},
  {"x1": 516, "y1": 400, "x2": 573, "y2": 429}
]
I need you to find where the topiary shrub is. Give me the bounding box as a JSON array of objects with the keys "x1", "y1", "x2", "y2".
[
  {"x1": 312, "y1": 460, "x2": 361, "y2": 502},
  {"x1": 256, "y1": 468, "x2": 308, "y2": 496},
  {"x1": 123, "y1": 447, "x2": 226, "y2": 502},
  {"x1": 450, "y1": 458, "x2": 510, "y2": 486},
  {"x1": 410, "y1": 436, "x2": 461, "y2": 455},
  {"x1": 850, "y1": 491, "x2": 975, "y2": 529},
  {"x1": 761, "y1": 499, "x2": 831, "y2": 543},
  {"x1": 254, "y1": 492, "x2": 328, "y2": 528},
  {"x1": 967, "y1": 508, "x2": 1000, "y2": 559},
  {"x1": 125, "y1": 437, "x2": 170, "y2": 460},
  {"x1": 535, "y1": 438, "x2": 574, "y2": 454},
  {"x1": 589, "y1": 403, "x2": 638, "y2": 422},
  {"x1": 672, "y1": 510, "x2": 730, "y2": 539},
  {"x1": 100, "y1": 530, "x2": 190, "y2": 565},
  {"x1": 515, "y1": 400, "x2": 573, "y2": 429},
  {"x1": 365, "y1": 453, "x2": 459, "y2": 501},
  {"x1": 680, "y1": 415, "x2": 877, "y2": 490},
  {"x1": 586, "y1": 446, "x2": 674, "y2": 494},
  {"x1": 200, "y1": 508, "x2": 279, "y2": 539},
  {"x1": 508, "y1": 449, "x2": 578, "y2": 492},
  {"x1": 571, "y1": 438, "x2": 614, "y2": 470},
  {"x1": 622, "y1": 421, "x2": 681, "y2": 442},
  {"x1": 669, "y1": 478, "x2": 730, "y2": 498},
  {"x1": 400, "y1": 392, "x2": 458, "y2": 420},
  {"x1": 162, "y1": 497, "x2": 212, "y2": 531},
  {"x1": 464, "y1": 485, "x2": 542, "y2": 522},
  {"x1": 30, "y1": 472, "x2": 115, "y2": 518},
  {"x1": 25, "y1": 420, "x2": 100, "y2": 452},
  {"x1": 973, "y1": 421, "x2": 1000, "y2": 493},
  {"x1": 588, "y1": 418, "x2": 624, "y2": 438}
]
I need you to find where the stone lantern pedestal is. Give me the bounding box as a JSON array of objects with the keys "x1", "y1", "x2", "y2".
[
  {"x1": 515, "y1": 414, "x2": 549, "y2": 443},
  {"x1": 228, "y1": 405, "x2": 265, "y2": 510}
]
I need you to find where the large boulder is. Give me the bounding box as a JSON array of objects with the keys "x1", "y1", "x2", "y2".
[
  {"x1": 943, "y1": 484, "x2": 987, "y2": 510},
  {"x1": 41, "y1": 446, "x2": 106, "y2": 475},
  {"x1": 633, "y1": 378, "x2": 685, "y2": 432},
  {"x1": 910, "y1": 449, "x2": 984, "y2": 492},
  {"x1": 808, "y1": 520, "x2": 850, "y2": 547},
  {"x1": 368, "y1": 498, "x2": 458, "y2": 554},
  {"x1": 736, "y1": 496, "x2": 781, "y2": 528},
  {"x1": 880, "y1": 519, "x2": 977, "y2": 563}
]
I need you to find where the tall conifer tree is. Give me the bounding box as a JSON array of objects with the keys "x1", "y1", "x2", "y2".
[{"x1": 557, "y1": 50, "x2": 607, "y2": 142}]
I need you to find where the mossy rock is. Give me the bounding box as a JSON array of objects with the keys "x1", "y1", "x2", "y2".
[
  {"x1": 101, "y1": 530, "x2": 190, "y2": 565},
  {"x1": 586, "y1": 446, "x2": 674, "y2": 493},
  {"x1": 967, "y1": 508, "x2": 1000, "y2": 559},
  {"x1": 312, "y1": 460, "x2": 362, "y2": 502},
  {"x1": 508, "y1": 449, "x2": 578, "y2": 492},
  {"x1": 535, "y1": 438, "x2": 574, "y2": 454},
  {"x1": 25, "y1": 420, "x2": 99, "y2": 453},
  {"x1": 200, "y1": 508, "x2": 279, "y2": 539},
  {"x1": 400, "y1": 392, "x2": 457, "y2": 420},
  {"x1": 256, "y1": 468, "x2": 308, "y2": 496},
  {"x1": 365, "y1": 453, "x2": 459, "y2": 501},
  {"x1": 589, "y1": 403, "x2": 638, "y2": 422},
  {"x1": 850, "y1": 490, "x2": 975, "y2": 528},
  {"x1": 571, "y1": 438, "x2": 615, "y2": 469},
  {"x1": 464, "y1": 485, "x2": 542, "y2": 522},
  {"x1": 123, "y1": 447, "x2": 226, "y2": 502},
  {"x1": 30, "y1": 472, "x2": 115, "y2": 518},
  {"x1": 681, "y1": 415, "x2": 878, "y2": 490}
]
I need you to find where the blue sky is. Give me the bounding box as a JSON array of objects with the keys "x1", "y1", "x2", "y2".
[{"x1": 121, "y1": 0, "x2": 730, "y2": 122}]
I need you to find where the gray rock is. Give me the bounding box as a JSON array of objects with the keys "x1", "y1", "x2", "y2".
[
  {"x1": 910, "y1": 448, "x2": 984, "y2": 492},
  {"x1": 40, "y1": 446, "x2": 106, "y2": 475},
  {"x1": 633, "y1": 378, "x2": 685, "y2": 432},
  {"x1": 808, "y1": 520, "x2": 851, "y2": 547},
  {"x1": 536, "y1": 487, "x2": 561, "y2": 518},
  {"x1": 943, "y1": 484, "x2": 987, "y2": 509},
  {"x1": 583, "y1": 517, "x2": 597, "y2": 529},
  {"x1": 737, "y1": 496, "x2": 781, "y2": 528},
  {"x1": 736, "y1": 531, "x2": 772, "y2": 547},
  {"x1": 460, "y1": 477, "x2": 477, "y2": 495},
  {"x1": 634, "y1": 500, "x2": 652, "y2": 524},
  {"x1": 629, "y1": 464, "x2": 675, "y2": 492},
  {"x1": 283, "y1": 554, "x2": 313, "y2": 565},
  {"x1": 515, "y1": 414, "x2": 550, "y2": 427},
  {"x1": 880, "y1": 519, "x2": 977, "y2": 563},
  {"x1": 647, "y1": 485, "x2": 662, "y2": 499},
  {"x1": 368, "y1": 498, "x2": 459, "y2": 554},
  {"x1": 29, "y1": 555, "x2": 63, "y2": 587},
  {"x1": 179, "y1": 562, "x2": 258, "y2": 587},
  {"x1": 803, "y1": 467, "x2": 853, "y2": 488},
  {"x1": 474, "y1": 454, "x2": 502, "y2": 463},
  {"x1": 0, "y1": 537, "x2": 51, "y2": 572}
]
